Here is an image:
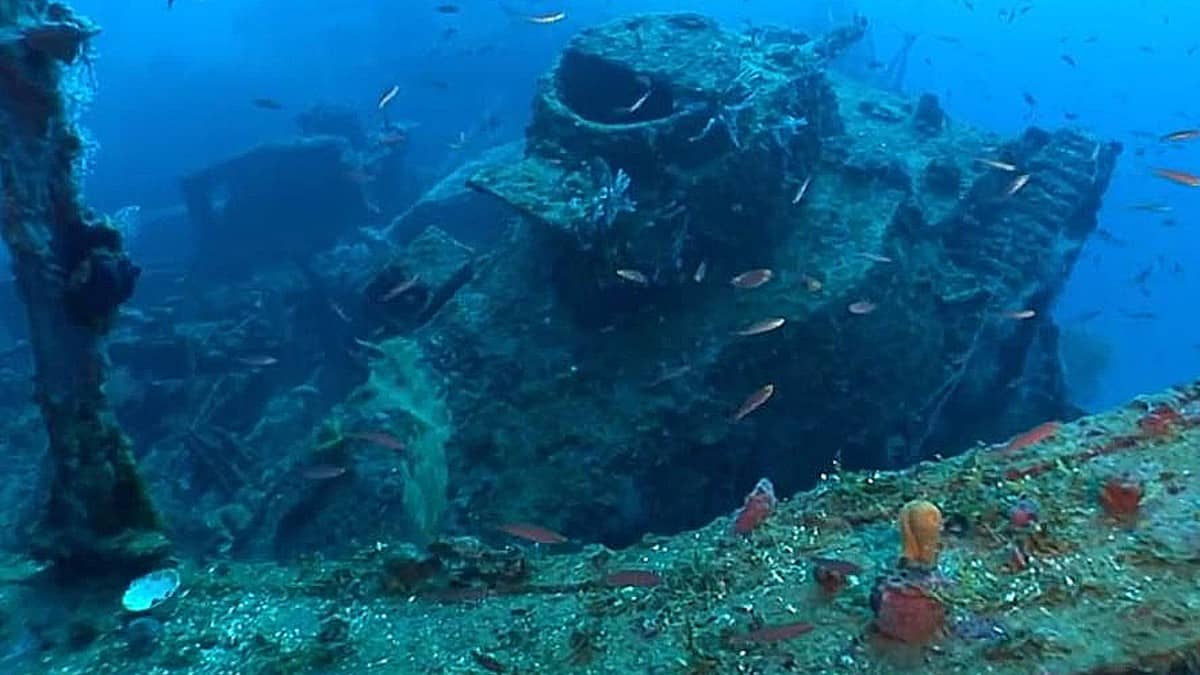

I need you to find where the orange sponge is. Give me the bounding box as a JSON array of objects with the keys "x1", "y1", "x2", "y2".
[{"x1": 899, "y1": 499, "x2": 942, "y2": 568}]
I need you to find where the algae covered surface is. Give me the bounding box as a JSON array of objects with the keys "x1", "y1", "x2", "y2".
[{"x1": 13, "y1": 382, "x2": 1198, "y2": 674}]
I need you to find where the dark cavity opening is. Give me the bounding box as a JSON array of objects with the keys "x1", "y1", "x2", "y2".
[{"x1": 557, "y1": 50, "x2": 674, "y2": 125}]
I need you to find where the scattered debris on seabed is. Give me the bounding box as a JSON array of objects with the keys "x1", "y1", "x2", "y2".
[{"x1": 6, "y1": 381, "x2": 1198, "y2": 674}]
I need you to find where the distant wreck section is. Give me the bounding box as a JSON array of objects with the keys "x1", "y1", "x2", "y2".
[
  {"x1": 181, "y1": 137, "x2": 369, "y2": 280},
  {"x1": 409, "y1": 13, "x2": 1120, "y2": 544},
  {"x1": 179, "y1": 107, "x2": 411, "y2": 280}
]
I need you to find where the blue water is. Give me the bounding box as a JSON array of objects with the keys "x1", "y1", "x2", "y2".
[{"x1": 66, "y1": 0, "x2": 1200, "y2": 411}]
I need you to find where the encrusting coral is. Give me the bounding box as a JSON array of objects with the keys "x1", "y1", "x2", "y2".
[{"x1": 870, "y1": 499, "x2": 948, "y2": 645}]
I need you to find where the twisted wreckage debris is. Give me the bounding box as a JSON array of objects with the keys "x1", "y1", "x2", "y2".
[{"x1": 0, "y1": 1, "x2": 166, "y2": 573}]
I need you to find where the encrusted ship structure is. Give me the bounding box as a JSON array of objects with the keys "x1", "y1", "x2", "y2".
[
  {"x1": 7, "y1": 5, "x2": 1192, "y2": 674},
  {"x1": 417, "y1": 13, "x2": 1118, "y2": 544}
]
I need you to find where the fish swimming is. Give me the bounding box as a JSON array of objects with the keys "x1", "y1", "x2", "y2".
[
  {"x1": 1002, "y1": 421, "x2": 1061, "y2": 453},
  {"x1": 622, "y1": 87, "x2": 652, "y2": 115},
  {"x1": 377, "y1": 84, "x2": 400, "y2": 110},
  {"x1": 616, "y1": 269, "x2": 650, "y2": 285},
  {"x1": 734, "y1": 384, "x2": 774, "y2": 421},
  {"x1": 603, "y1": 570, "x2": 663, "y2": 588},
  {"x1": 525, "y1": 11, "x2": 567, "y2": 24},
  {"x1": 974, "y1": 158, "x2": 1017, "y2": 172},
  {"x1": 347, "y1": 431, "x2": 406, "y2": 451},
  {"x1": 381, "y1": 275, "x2": 421, "y2": 301},
  {"x1": 791, "y1": 175, "x2": 813, "y2": 204},
  {"x1": 848, "y1": 300, "x2": 877, "y2": 315},
  {"x1": 730, "y1": 268, "x2": 773, "y2": 289},
  {"x1": 496, "y1": 522, "x2": 567, "y2": 544},
  {"x1": 1003, "y1": 173, "x2": 1031, "y2": 196},
  {"x1": 857, "y1": 252, "x2": 893, "y2": 263},
  {"x1": 303, "y1": 464, "x2": 348, "y2": 480},
  {"x1": 1153, "y1": 167, "x2": 1200, "y2": 187},
  {"x1": 729, "y1": 621, "x2": 815, "y2": 645},
  {"x1": 735, "y1": 317, "x2": 786, "y2": 336},
  {"x1": 1160, "y1": 129, "x2": 1200, "y2": 142}
]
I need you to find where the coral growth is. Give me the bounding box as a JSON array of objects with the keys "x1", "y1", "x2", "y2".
[
  {"x1": 811, "y1": 557, "x2": 861, "y2": 595},
  {"x1": 1009, "y1": 497, "x2": 1039, "y2": 528},
  {"x1": 731, "y1": 478, "x2": 776, "y2": 535},
  {"x1": 346, "y1": 338, "x2": 450, "y2": 541},
  {"x1": 898, "y1": 499, "x2": 942, "y2": 568},
  {"x1": 1138, "y1": 404, "x2": 1183, "y2": 440},
  {"x1": 871, "y1": 575, "x2": 945, "y2": 644},
  {"x1": 585, "y1": 159, "x2": 636, "y2": 231},
  {"x1": 1099, "y1": 475, "x2": 1142, "y2": 518},
  {"x1": 871, "y1": 500, "x2": 947, "y2": 643}
]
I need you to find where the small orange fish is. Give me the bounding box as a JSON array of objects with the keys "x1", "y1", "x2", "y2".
[
  {"x1": 1160, "y1": 129, "x2": 1200, "y2": 142},
  {"x1": 603, "y1": 570, "x2": 663, "y2": 588},
  {"x1": 381, "y1": 274, "x2": 421, "y2": 301},
  {"x1": 347, "y1": 431, "x2": 406, "y2": 451},
  {"x1": 1153, "y1": 167, "x2": 1200, "y2": 187},
  {"x1": 729, "y1": 621, "x2": 815, "y2": 645},
  {"x1": 730, "y1": 268, "x2": 773, "y2": 289},
  {"x1": 1001, "y1": 309, "x2": 1036, "y2": 320},
  {"x1": 1003, "y1": 421, "x2": 1061, "y2": 453},
  {"x1": 497, "y1": 522, "x2": 568, "y2": 544},
  {"x1": 848, "y1": 300, "x2": 876, "y2": 315},
  {"x1": 302, "y1": 464, "x2": 347, "y2": 480},
  {"x1": 648, "y1": 364, "x2": 692, "y2": 387},
  {"x1": 616, "y1": 269, "x2": 649, "y2": 285},
  {"x1": 734, "y1": 384, "x2": 774, "y2": 421},
  {"x1": 735, "y1": 317, "x2": 786, "y2": 336},
  {"x1": 1004, "y1": 173, "x2": 1031, "y2": 196}
]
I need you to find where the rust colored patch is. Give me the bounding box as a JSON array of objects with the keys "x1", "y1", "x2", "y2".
[{"x1": 1138, "y1": 404, "x2": 1184, "y2": 439}]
